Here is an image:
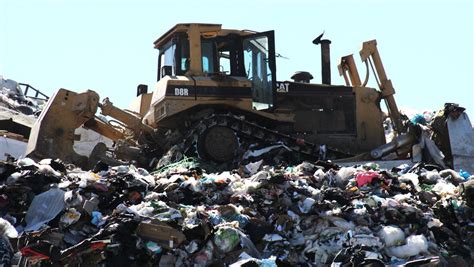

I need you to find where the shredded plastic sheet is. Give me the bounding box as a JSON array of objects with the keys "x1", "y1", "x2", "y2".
[
  {"x1": 243, "y1": 143, "x2": 291, "y2": 159},
  {"x1": 24, "y1": 188, "x2": 65, "y2": 232},
  {"x1": 244, "y1": 160, "x2": 264, "y2": 175}
]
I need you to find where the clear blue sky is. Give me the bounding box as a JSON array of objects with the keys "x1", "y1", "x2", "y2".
[{"x1": 1, "y1": 0, "x2": 473, "y2": 119}]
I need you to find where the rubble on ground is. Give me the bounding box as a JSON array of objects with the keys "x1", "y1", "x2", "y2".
[{"x1": 0, "y1": 156, "x2": 472, "y2": 266}]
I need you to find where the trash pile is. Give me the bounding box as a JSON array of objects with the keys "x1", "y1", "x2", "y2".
[
  {"x1": 0, "y1": 157, "x2": 473, "y2": 266},
  {"x1": 0, "y1": 76, "x2": 45, "y2": 116}
]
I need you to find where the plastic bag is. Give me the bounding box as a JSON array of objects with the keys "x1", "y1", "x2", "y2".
[
  {"x1": 0, "y1": 218, "x2": 18, "y2": 238},
  {"x1": 398, "y1": 173, "x2": 421, "y2": 191},
  {"x1": 386, "y1": 235, "x2": 428, "y2": 258},
  {"x1": 378, "y1": 225, "x2": 405, "y2": 247},
  {"x1": 213, "y1": 226, "x2": 240, "y2": 253},
  {"x1": 355, "y1": 171, "x2": 379, "y2": 187},
  {"x1": 298, "y1": 197, "x2": 315, "y2": 213},
  {"x1": 60, "y1": 208, "x2": 81, "y2": 228}
]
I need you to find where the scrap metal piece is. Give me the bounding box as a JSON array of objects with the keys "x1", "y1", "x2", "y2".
[{"x1": 448, "y1": 113, "x2": 474, "y2": 173}]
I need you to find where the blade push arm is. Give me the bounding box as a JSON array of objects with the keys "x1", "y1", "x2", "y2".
[{"x1": 360, "y1": 40, "x2": 404, "y2": 135}]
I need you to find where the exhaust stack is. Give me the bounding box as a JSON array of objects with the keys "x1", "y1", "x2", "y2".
[{"x1": 313, "y1": 32, "x2": 331, "y2": 85}]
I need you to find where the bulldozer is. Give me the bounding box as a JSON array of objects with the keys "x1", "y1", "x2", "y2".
[{"x1": 26, "y1": 23, "x2": 407, "y2": 169}]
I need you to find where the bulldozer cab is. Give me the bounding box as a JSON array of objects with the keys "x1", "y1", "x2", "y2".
[{"x1": 154, "y1": 23, "x2": 276, "y2": 110}]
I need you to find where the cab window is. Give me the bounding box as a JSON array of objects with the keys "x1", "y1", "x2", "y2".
[
  {"x1": 219, "y1": 51, "x2": 230, "y2": 74},
  {"x1": 159, "y1": 43, "x2": 176, "y2": 78},
  {"x1": 179, "y1": 39, "x2": 190, "y2": 73},
  {"x1": 201, "y1": 41, "x2": 215, "y2": 73},
  {"x1": 157, "y1": 34, "x2": 189, "y2": 80}
]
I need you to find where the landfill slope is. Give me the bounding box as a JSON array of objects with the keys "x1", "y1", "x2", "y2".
[{"x1": 0, "y1": 157, "x2": 473, "y2": 266}]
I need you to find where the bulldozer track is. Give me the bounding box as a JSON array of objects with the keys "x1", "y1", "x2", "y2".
[{"x1": 179, "y1": 113, "x2": 345, "y2": 163}]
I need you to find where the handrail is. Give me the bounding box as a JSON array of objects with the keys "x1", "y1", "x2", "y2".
[{"x1": 18, "y1": 83, "x2": 49, "y2": 101}]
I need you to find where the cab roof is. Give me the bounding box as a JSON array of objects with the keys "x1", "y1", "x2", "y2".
[{"x1": 153, "y1": 23, "x2": 256, "y2": 49}]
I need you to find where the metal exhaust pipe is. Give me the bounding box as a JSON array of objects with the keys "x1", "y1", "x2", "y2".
[
  {"x1": 320, "y1": 40, "x2": 331, "y2": 85},
  {"x1": 313, "y1": 32, "x2": 331, "y2": 85}
]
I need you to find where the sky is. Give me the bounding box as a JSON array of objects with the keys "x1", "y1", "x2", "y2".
[{"x1": 1, "y1": 0, "x2": 473, "y2": 119}]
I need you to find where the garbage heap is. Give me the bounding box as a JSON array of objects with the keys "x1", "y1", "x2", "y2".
[
  {"x1": 0, "y1": 76, "x2": 45, "y2": 116},
  {"x1": 0, "y1": 157, "x2": 473, "y2": 266}
]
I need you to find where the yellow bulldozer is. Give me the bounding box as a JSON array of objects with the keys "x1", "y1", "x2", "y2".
[{"x1": 26, "y1": 23, "x2": 409, "y2": 169}]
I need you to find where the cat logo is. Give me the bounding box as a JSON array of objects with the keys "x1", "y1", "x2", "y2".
[{"x1": 276, "y1": 82, "x2": 289, "y2": 93}]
